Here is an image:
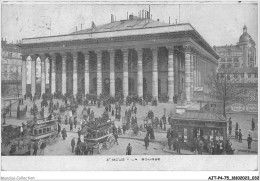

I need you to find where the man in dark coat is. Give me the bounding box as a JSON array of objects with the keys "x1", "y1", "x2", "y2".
[
  {"x1": 114, "y1": 133, "x2": 119, "y2": 145},
  {"x1": 251, "y1": 119, "x2": 255, "y2": 131},
  {"x1": 74, "y1": 116, "x2": 77, "y2": 129},
  {"x1": 238, "y1": 129, "x2": 242, "y2": 142},
  {"x1": 33, "y1": 141, "x2": 38, "y2": 155},
  {"x1": 71, "y1": 138, "x2": 75, "y2": 153},
  {"x1": 247, "y1": 134, "x2": 252, "y2": 149},
  {"x1": 176, "y1": 138, "x2": 181, "y2": 154},
  {"x1": 126, "y1": 143, "x2": 132, "y2": 155},
  {"x1": 69, "y1": 117, "x2": 73, "y2": 131},
  {"x1": 167, "y1": 134, "x2": 173, "y2": 150},
  {"x1": 61, "y1": 128, "x2": 67, "y2": 140},
  {"x1": 144, "y1": 135, "x2": 149, "y2": 150},
  {"x1": 58, "y1": 123, "x2": 61, "y2": 137}
]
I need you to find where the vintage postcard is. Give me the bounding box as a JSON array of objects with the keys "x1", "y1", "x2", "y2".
[{"x1": 1, "y1": 0, "x2": 258, "y2": 179}]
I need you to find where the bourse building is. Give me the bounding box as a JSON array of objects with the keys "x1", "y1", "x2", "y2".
[{"x1": 20, "y1": 15, "x2": 219, "y2": 102}]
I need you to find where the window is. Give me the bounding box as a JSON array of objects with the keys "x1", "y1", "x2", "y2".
[
  {"x1": 255, "y1": 73, "x2": 258, "y2": 78},
  {"x1": 248, "y1": 73, "x2": 251, "y2": 78},
  {"x1": 234, "y1": 74, "x2": 238, "y2": 78},
  {"x1": 34, "y1": 129, "x2": 38, "y2": 135},
  {"x1": 220, "y1": 58, "x2": 226, "y2": 62},
  {"x1": 8, "y1": 52, "x2": 12, "y2": 57},
  {"x1": 227, "y1": 58, "x2": 232, "y2": 62},
  {"x1": 226, "y1": 64, "x2": 232, "y2": 69},
  {"x1": 241, "y1": 74, "x2": 244, "y2": 78},
  {"x1": 227, "y1": 75, "x2": 230, "y2": 80},
  {"x1": 43, "y1": 128, "x2": 46, "y2": 133},
  {"x1": 39, "y1": 129, "x2": 42, "y2": 134},
  {"x1": 220, "y1": 64, "x2": 225, "y2": 69}
]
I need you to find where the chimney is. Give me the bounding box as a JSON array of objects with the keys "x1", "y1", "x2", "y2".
[
  {"x1": 76, "y1": 26, "x2": 77, "y2": 32},
  {"x1": 115, "y1": 16, "x2": 116, "y2": 21},
  {"x1": 127, "y1": 12, "x2": 128, "y2": 20},
  {"x1": 157, "y1": 19, "x2": 160, "y2": 22},
  {"x1": 149, "y1": 5, "x2": 151, "y2": 19},
  {"x1": 142, "y1": 10, "x2": 144, "y2": 19},
  {"x1": 169, "y1": 17, "x2": 170, "y2": 24},
  {"x1": 175, "y1": 19, "x2": 177, "y2": 24},
  {"x1": 81, "y1": 24, "x2": 82, "y2": 30},
  {"x1": 129, "y1": 14, "x2": 134, "y2": 20},
  {"x1": 146, "y1": 11, "x2": 149, "y2": 19},
  {"x1": 151, "y1": 14, "x2": 152, "y2": 19},
  {"x1": 111, "y1": 14, "x2": 113, "y2": 22}
]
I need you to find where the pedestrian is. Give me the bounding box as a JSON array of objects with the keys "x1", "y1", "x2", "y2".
[
  {"x1": 235, "y1": 129, "x2": 239, "y2": 140},
  {"x1": 77, "y1": 128, "x2": 81, "y2": 138},
  {"x1": 114, "y1": 133, "x2": 119, "y2": 145},
  {"x1": 198, "y1": 139, "x2": 204, "y2": 155},
  {"x1": 235, "y1": 122, "x2": 238, "y2": 132},
  {"x1": 58, "y1": 123, "x2": 61, "y2": 137},
  {"x1": 122, "y1": 124, "x2": 126, "y2": 134},
  {"x1": 61, "y1": 128, "x2": 67, "y2": 140},
  {"x1": 74, "y1": 116, "x2": 77, "y2": 129},
  {"x1": 33, "y1": 141, "x2": 38, "y2": 155},
  {"x1": 228, "y1": 124, "x2": 232, "y2": 135},
  {"x1": 40, "y1": 141, "x2": 46, "y2": 155},
  {"x1": 247, "y1": 134, "x2": 252, "y2": 149},
  {"x1": 126, "y1": 143, "x2": 132, "y2": 155},
  {"x1": 251, "y1": 118, "x2": 255, "y2": 131},
  {"x1": 144, "y1": 135, "x2": 149, "y2": 150},
  {"x1": 167, "y1": 134, "x2": 173, "y2": 150},
  {"x1": 176, "y1": 138, "x2": 181, "y2": 154},
  {"x1": 238, "y1": 129, "x2": 242, "y2": 142},
  {"x1": 159, "y1": 118, "x2": 163, "y2": 130},
  {"x1": 71, "y1": 138, "x2": 75, "y2": 153},
  {"x1": 20, "y1": 126, "x2": 23, "y2": 137},
  {"x1": 65, "y1": 116, "x2": 68, "y2": 125},
  {"x1": 69, "y1": 116, "x2": 73, "y2": 130},
  {"x1": 3, "y1": 111, "x2": 6, "y2": 125}
]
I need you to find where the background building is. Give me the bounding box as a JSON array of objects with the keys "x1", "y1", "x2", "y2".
[
  {"x1": 214, "y1": 26, "x2": 257, "y2": 115},
  {"x1": 20, "y1": 13, "x2": 219, "y2": 103},
  {"x1": 1, "y1": 38, "x2": 22, "y2": 98},
  {"x1": 214, "y1": 26, "x2": 257, "y2": 69}
]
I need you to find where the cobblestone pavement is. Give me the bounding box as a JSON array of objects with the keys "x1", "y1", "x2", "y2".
[{"x1": 2, "y1": 98, "x2": 258, "y2": 155}]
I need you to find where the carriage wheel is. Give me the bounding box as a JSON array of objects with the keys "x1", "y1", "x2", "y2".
[
  {"x1": 106, "y1": 134, "x2": 115, "y2": 149},
  {"x1": 98, "y1": 143, "x2": 103, "y2": 154}
]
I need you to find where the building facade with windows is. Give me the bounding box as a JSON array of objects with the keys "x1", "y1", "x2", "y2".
[
  {"x1": 1, "y1": 39, "x2": 22, "y2": 97},
  {"x1": 20, "y1": 14, "x2": 219, "y2": 102},
  {"x1": 214, "y1": 26, "x2": 257, "y2": 69}
]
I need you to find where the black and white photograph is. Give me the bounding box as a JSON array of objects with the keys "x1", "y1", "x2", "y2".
[{"x1": 1, "y1": 0, "x2": 259, "y2": 179}]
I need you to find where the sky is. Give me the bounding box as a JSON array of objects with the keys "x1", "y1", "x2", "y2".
[{"x1": 1, "y1": 2, "x2": 258, "y2": 47}]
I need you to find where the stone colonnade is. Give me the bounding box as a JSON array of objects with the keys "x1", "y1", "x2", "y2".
[{"x1": 22, "y1": 46, "x2": 214, "y2": 102}]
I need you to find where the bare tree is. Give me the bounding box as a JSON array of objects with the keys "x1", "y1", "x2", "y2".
[{"x1": 205, "y1": 68, "x2": 246, "y2": 118}]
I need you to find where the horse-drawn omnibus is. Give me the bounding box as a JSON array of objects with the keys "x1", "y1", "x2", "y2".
[
  {"x1": 80, "y1": 118, "x2": 115, "y2": 154},
  {"x1": 1, "y1": 115, "x2": 58, "y2": 156}
]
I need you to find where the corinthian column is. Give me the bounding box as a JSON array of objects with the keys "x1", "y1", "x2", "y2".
[
  {"x1": 22, "y1": 55, "x2": 27, "y2": 96},
  {"x1": 190, "y1": 52, "x2": 194, "y2": 100},
  {"x1": 49, "y1": 54, "x2": 56, "y2": 94},
  {"x1": 97, "y1": 50, "x2": 102, "y2": 96},
  {"x1": 72, "y1": 52, "x2": 78, "y2": 96},
  {"x1": 151, "y1": 47, "x2": 158, "y2": 99},
  {"x1": 167, "y1": 46, "x2": 174, "y2": 102},
  {"x1": 137, "y1": 48, "x2": 143, "y2": 97},
  {"x1": 122, "y1": 49, "x2": 129, "y2": 98},
  {"x1": 83, "y1": 51, "x2": 90, "y2": 95},
  {"x1": 61, "y1": 53, "x2": 67, "y2": 95},
  {"x1": 40, "y1": 54, "x2": 46, "y2": 95},
  {"x1": 109, "y1": 50, "x2": 115, "y2": 96},
  {"x1": 184, "y1": 46, "x2": 191, "y2": 102},
  {"x1": 31, "y1": 55, "x2": 36, "y2": 96}
]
